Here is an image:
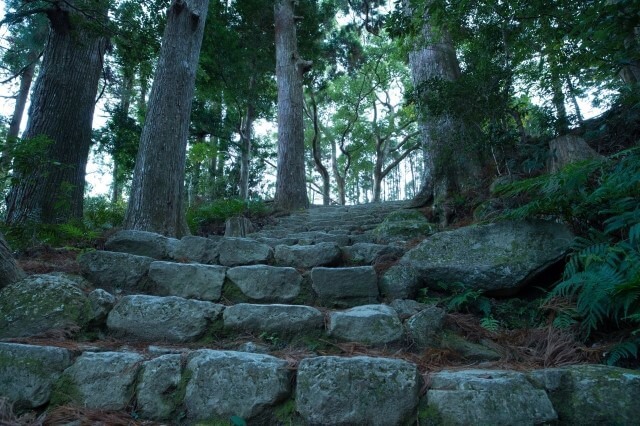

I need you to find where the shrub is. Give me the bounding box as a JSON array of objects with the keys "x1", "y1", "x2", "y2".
[{"x1": 186, "y1": 198, "x2": 270, "y2": 235}]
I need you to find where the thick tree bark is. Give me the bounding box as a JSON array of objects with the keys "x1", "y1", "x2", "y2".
[
  {"x1": 548, "y1": 135, "x2": 602, "y2": 173},
  {"x1": 274, "y1": 0, "x2": 310, "y2": 211},
  {"x1": 0, "y1": 233, "x2": 24, "y2": 289},
  {"x1": 407, "y1": 10, "x2": 463, "y2": 208},
  {"x1": 5, "y1": 3, "x2": 108, "y2": 225},
  {"x1": 124, "y1": 0, "x2": 209, "y2": 238}
]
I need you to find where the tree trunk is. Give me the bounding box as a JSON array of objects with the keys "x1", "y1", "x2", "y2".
[
  {"x1": 407, "y1": 7, "x2": 464, "y2": 208},
  {"x1": 274, "y1": 0, "x2": 310, "y2": 211},
  {"x1": 307, "y1": 90, "x2": 331, "y2": 205},
  {"x1": 5, "y1": 3, "x2": 108, "y2": 225},
  {"x1": 331, "y1": 138, "x2": 346, "y2": 205},
  {"x1": 0, "y1": 60, "x2": 37, "y2": 177},
  {"x1": 7, "y1": 60, "x2": 36, "y2": 141},
  {"x1": 548, "y1": 135, "x2": 602, "y2": 173},
  {"x1": 111, "y1": 71, "x2": 135, "y2": 205},
  {"x1": 551, "y1": 68, "x2": 569, "y2": 135},
  {"x1": 239, "y1": 98, "x2": 255, "y2": 200},
  {"x1": 0, "y1": 233, "x2": 24, "y2": 289},
  {"x1": 566, "y1": 76, "x2": 584, "y2": 126},
  {"x1": 124, "y1": 0, "x2": 209, "y2": 238}
]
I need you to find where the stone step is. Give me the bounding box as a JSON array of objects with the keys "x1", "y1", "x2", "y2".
[
  {"x1": 2, "y1": 341, "x2": 638, "y2": 424},
  {"x1": 78, "y1": 248, "x2": 412, "y2": 307}
]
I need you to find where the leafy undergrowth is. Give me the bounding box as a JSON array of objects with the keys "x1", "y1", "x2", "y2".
[{"x1": 494, "y1": 147, "x2": 640, "y2": 365}]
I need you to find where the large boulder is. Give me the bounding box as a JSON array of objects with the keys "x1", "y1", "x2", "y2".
[
  {"x1": 274, "y1": 242, "x2": 341, "y2": 268},
  {"x1": 136, "y1": 354, "x2": 183, "y2": 420},
  {"x1": 53, "y1": 351, "x2": 143, "y2": 410},
  {"x1": 328, "y1": 304, "x2": 403, "y2": 345},
  {"x1": 223, "y1": 304, "x2": 323, "y2": 335},
  {"x1": 148, "y1": 261, "x2": 227, "y2": 301},
  {"x1": 311, "y1": 266, "x2": 379, "y2": 307},
  {"x1": 296, "y1": 356, "x2": 420, "y2": 426},
  {"x1": 0, "y1": 274, "x2": 93, "y2": 338},
  {"x1": 105, "y1": 229, "x2": 178, "y2": 259},
  {"x1": 107, "y1": 295, "x2": 224, "y2": 342},
  {"x1": 226, "y1": 265, "x2": 302, "y2": 303},
  {"x1": 184, "y1": 350, "x2": 291, "y2": 421},
  {"x1": 528, "y1": 364, "x2": 640, "y2": 425},
  {"x1": 425, "y1": 369, "x2": 557, "y2": 425},
  {"x1": 399, "y1": 220, "x2": 574, "y2": 295},
  {"x1": 218, "y1": 238, "x2": 273, "y2": 266},
  {"x1": 78, "y1": 251, "x2": 154, "y2": 293},
  {"x1": 0, "y1": 343, "x2": 73, "y2": 409}
]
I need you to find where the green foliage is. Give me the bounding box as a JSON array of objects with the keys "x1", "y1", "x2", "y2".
[
  {"x1": 0, "y1": 195, "x2": 126, "y2": 251},
  {"x1": 495, "y1": 147, "x2": 640, "y2": 363},
  {"x1": 186, "y1": 198, "x2": 270, "y2": 235},
  {"x1": 0, "y1": 220, "x2": 99, "y2": 252},
  {"x1": 83, "y1": 196, "x2": 126, "y2": 230},
  {"x1": 480, "y1": 316, "x2": 500, "y2": 333},
  {"x1": 5, "y1": 135, "x2": 53, "y2": 177}
]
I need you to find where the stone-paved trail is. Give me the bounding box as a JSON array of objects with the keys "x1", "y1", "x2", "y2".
[{"x1": 1, "y1": 201, "x2": 639, "y2": 425}]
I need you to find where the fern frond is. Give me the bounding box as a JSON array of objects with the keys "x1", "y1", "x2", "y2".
[{"x1": 606, "y1": 340, "x2": 639, "y2": 366}]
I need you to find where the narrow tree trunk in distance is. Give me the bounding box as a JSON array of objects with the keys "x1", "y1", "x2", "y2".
[
  {"x1": 274, "y1": 0, "x2": 310, "y2": 211},
  {"x1": 7, "y1": 60, "x2": 36, "y2": 141},
  {"x1": 124, "y1": 0, "x2": 209, "y2": 238},
  {"x1": 551, "y1": 69, "x2": 569, "y2": 135},
  {"x1": 566, "y1": 77, "x2": 584, "y2": 126},
  {"x1": 239, "y1": 101, "x2": 255, "y2": 200},
  {"x1": 308, "y1": 90, "x2": 331, "y2": 205},
  {"x1": 111, "y1": 72, "x2": 135, "y2": 205},
  {"x1": 0, "y1": 60, "x2": 37, "y2": 176},
  {"x1": 5, "y1": 4, "x2": 108, "y2": 225},
  {"x1": 331, "y1": 138, "x2": 346, "y2": 205}
]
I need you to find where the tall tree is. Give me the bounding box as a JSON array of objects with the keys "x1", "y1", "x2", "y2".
[
  {"x1": 0, "y1": 1, "x2": 48, "y2": 175},
  {"x1": 404, "y1": 2, "x2": 465, "y2": 208},
  {"x1": 124, "y1": 0, "x2": 209, "y2": 238},
  {"x1": 4, "y1": 0, "x2": 109, "y2": 225},
  {"x1": 274, "y1": 0, "x2": 311, "y2": 210}
]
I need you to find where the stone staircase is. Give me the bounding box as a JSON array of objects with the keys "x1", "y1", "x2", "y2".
[{"x1": 1, "y1": 201, "x2": 639, "y2": 425}]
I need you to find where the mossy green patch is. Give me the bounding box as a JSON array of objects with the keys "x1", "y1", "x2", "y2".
[
  {"x1": 221, "y1": 281, "x2": 251, "y2": 303},
  {"x1": 49, "y1": 373, "x2": 82, "y2": 407},
  {"x1": 0, "y1": 277, "x2": 93, "y2": 338},
  {"x1": 274, "y1": 397, "x2": 305, "y2": 425}
]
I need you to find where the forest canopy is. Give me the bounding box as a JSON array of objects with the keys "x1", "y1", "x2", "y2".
[{"x1": 0, "y1": 0, "x2": 637, "y2": 222}]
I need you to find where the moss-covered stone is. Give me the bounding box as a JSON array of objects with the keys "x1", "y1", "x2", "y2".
[
  {"x1": 0, "y1": 274, "x2": 93, "y2": 338},
  {"x1": 528, "y1": 364, "x2": 640, "y2": 425},
  {"x1": 373, "y1": 210, "x2": 437, "y2": 242},
  {"x1": 0, "y1": 343, "x2": 73, "y2": 409}
]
